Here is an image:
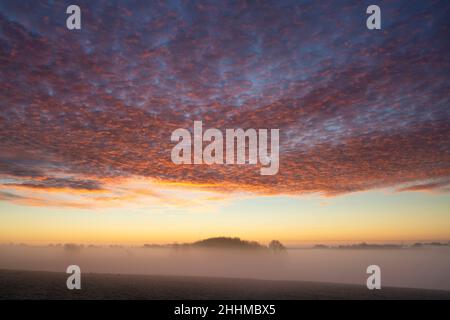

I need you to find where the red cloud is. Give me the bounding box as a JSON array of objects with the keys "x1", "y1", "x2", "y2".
[{"x1": 0, "y1": 1, "x2": 449, "y2": 206}]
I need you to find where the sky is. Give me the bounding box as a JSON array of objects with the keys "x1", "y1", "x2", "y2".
[{"x1": 0, "y1": 0, "x2": 449, "y2": 245}]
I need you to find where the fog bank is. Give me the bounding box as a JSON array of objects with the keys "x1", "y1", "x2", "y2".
[{"x1": 0, "y1": 245, "x2": 449, "y2": 290}]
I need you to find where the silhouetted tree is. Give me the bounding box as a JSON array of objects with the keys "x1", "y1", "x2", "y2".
[
  {"x1": 268, "y1": 240, "x2": 286, "y2": 252},
  {"x1": 192, "y1": 237, "x2": 264, "y2": 250}
]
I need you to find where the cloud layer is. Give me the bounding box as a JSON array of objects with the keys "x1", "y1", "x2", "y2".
[{"x1": 0, "y1": 0, "x2": 449, "y2": 207}]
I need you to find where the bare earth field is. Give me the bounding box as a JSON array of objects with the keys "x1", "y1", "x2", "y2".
[{"x1": 0, "y1": 269, "x2": 449, "y2": 300}]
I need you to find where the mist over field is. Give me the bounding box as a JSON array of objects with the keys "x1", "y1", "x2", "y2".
[{"x1": 1, "y1": 245, "x2": 449, "y2": 291}]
